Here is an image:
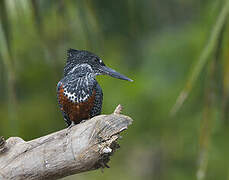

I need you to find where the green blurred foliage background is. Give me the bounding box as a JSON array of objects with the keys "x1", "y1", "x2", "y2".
[{"x1": 1, "y1": 0, "x2": 229, "y2": 180}]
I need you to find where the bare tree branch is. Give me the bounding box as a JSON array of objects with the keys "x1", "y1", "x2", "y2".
[{"x1": 0, "y1": 105, "x2": 133, "y2": 180}]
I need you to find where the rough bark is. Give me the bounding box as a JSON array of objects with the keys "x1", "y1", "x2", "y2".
[{"x1": 0, "y1": 105, "x2": 132, "y2": 180}]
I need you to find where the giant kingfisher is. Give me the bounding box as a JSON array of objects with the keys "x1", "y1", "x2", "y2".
[{"x1": 57, "y1": 49, "x2": 132, "y2": 127}]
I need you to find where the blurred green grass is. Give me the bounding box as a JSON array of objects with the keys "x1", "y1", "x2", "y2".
[{"x1": 0, "y1": 0, "x2": 229, "y2": 180}]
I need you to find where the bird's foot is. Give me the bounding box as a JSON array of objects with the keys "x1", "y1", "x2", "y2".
[
  {"x1": 80, "y1": 119, "x2": 87, "y2": 124},
  {"x1": 66, "y1": 121, "x2": 76, "y2": 135},
  {"x1": 68, "y1": 121, "x2": 76, "y2": 129}
]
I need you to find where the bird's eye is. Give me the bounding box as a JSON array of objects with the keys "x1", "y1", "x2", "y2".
[{"x1": 94, "y1": 57, "x2": 104, "y2": 65}]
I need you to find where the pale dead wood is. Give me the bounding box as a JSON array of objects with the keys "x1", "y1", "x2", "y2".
[
  {"x1": 0, "y1": 136, "x2": 6, "y2": 153},
  {"x1": 0, "y1": 106, "x2": 133, "y2": 180},
  {"x1": 113, "y1": 104, "x2": 123, "y2": 115}
]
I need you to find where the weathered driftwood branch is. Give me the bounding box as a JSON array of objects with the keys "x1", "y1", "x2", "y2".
[{"x1": 0, "y1": 105, "x2": 132, "y2": 180}]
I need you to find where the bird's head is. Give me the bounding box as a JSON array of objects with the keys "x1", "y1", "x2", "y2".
[{"x1": 64, "y1": 49, "x2": 133, "y2": 81}]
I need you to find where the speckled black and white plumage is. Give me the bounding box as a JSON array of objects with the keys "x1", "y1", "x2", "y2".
[
  {"x1": 57, "y1": 48, "x2": 132, "y2": 127},
  {"x1": 57, "y1": 49, "x2": 104, "y2": 126}
]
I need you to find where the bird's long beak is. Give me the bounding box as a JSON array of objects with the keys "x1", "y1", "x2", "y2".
[{"x1": 100, "y1": 66, "x2": 133, "y2": 82}]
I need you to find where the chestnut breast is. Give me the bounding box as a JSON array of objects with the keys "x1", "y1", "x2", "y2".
[{"x1": 58, "y1": 84, "x2": 96, "y2": 124}]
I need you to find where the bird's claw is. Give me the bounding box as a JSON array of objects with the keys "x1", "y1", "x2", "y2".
[{"x1": 66, "y1": 121, "x2": 76, "y2": 135}]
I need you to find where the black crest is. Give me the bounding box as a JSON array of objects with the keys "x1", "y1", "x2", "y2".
[{"x1": 64, "y1": 49, "x2": 102, "y2": 77}]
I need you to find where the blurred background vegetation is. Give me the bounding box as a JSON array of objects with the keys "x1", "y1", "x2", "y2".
[{"x1": 0, "y1": 0, "x2": 229, "y2": 179}]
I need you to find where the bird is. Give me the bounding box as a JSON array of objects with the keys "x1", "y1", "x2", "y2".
[{"x1": 57, "y1": 49, "x2": 133, "y2": 127}]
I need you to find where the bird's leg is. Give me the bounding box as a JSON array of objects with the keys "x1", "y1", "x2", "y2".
[
  {"x1": 80, "y1": 119, "x2": 88, "y2": 124},
  {"x1": 68, "y1": 121, "x2": 76, "y2": 129},
  {"x1": 66, "y1": 121, "x2": 76, "y2": 135}
]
